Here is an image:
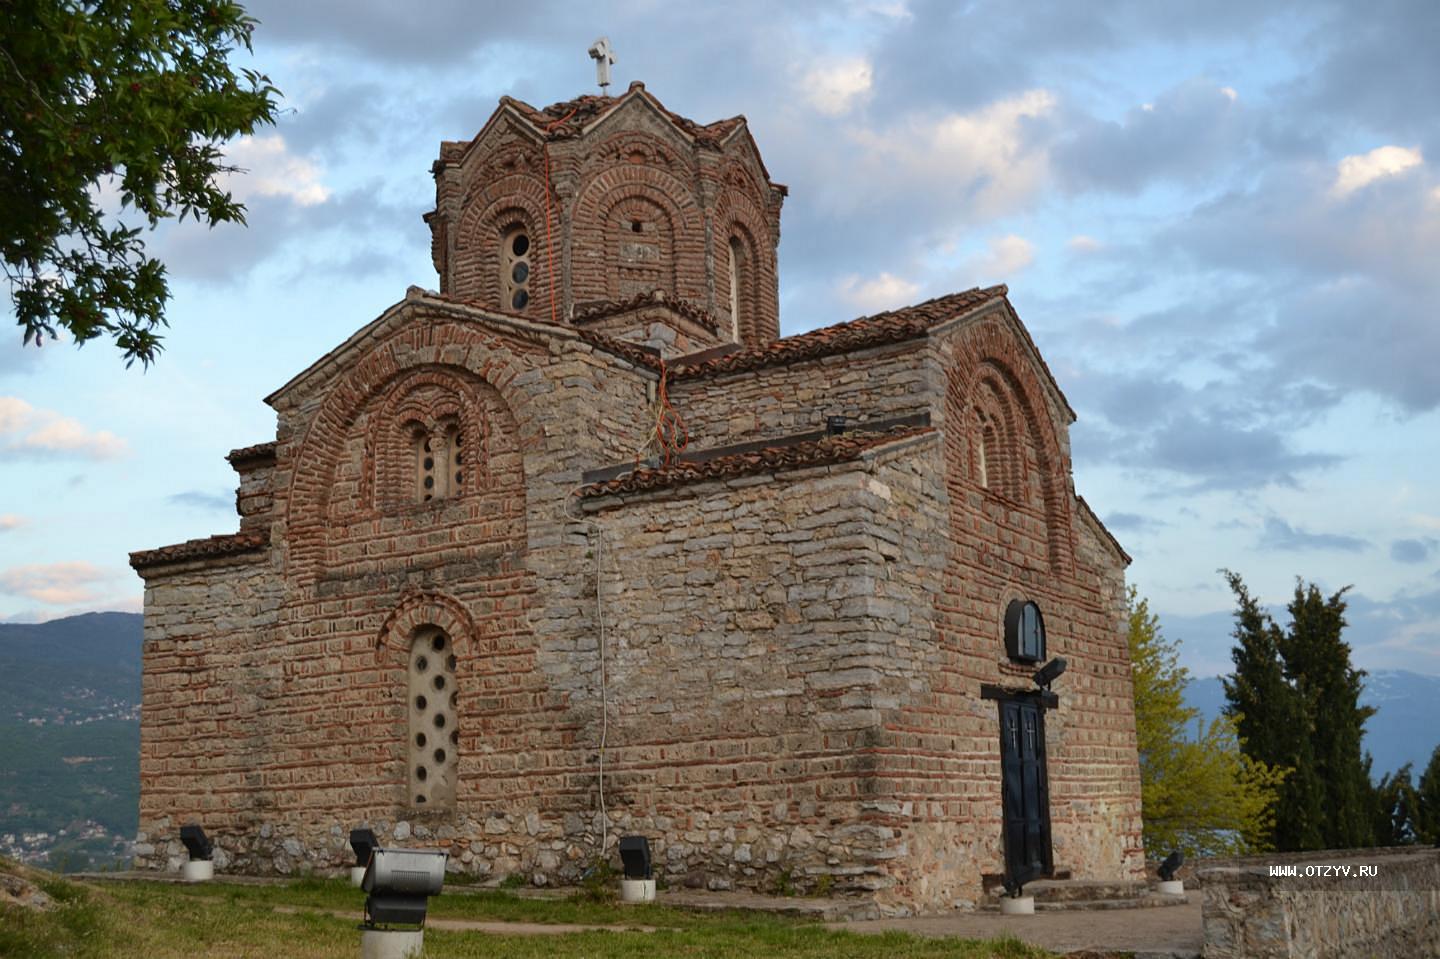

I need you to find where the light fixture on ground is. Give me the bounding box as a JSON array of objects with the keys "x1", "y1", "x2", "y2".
[
  {"x1": 1156, "y1": 850, "x2": 1185, "y2": 896},
  {"x1": 349, "y1": 828, "x2": 378, "y2": 887},
  {"x1": 999, "y1": 876, "x2": 1035, "y2": 915},
  {"x1": 359, "y1": 847, "x2": 447, "y2": 959},
  {"x1": 618, "y1": 835, "x2": 655, "y2": 902},
  {"x1": 179, "y1": 824, "x2": 214, "y2": 882}
]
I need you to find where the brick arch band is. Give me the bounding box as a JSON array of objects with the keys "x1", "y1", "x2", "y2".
[
  {"x1": 364, "y1": 366, "x2": 492, "y2": 512},
  {"x1": 284, "y1": 321, "x2": 534, "y2": 582},
  {"x1": 377, "y1": 589, "x2": 476, "y2": 663},
  {"x1": 570, "y1": 165, "x2": 705, "y2": 304},
  {"x1": 453, "y1": 173, "x2": 549, "y2": 313},
  {"x1": 945, "y1": 316, "x2": 1074, "y2": 576}
]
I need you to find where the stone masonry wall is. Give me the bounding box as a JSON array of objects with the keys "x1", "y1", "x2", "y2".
[
  {"x1": 669, "y1": 339, "x2": 941, "y2": 449},
  {"x1": 1200, "y1": 847, "x2": 1440, "y2": 958},
  {"x1": 135, "y1": 552, "x2": 282, "y2": 869},
  {"x1": 575, "y1": 440, "x2": 940, "y2": 898}
]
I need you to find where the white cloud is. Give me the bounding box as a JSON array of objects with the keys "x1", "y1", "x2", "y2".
[
  {"x1": 838, "y1": 272, "x2": 920, "y2": 312},
  {"x1": 222, "y1": 134, "x2": 332, "y2": 207},
  {"x1": 0, "y1": 397, "x2": 127, "y2": 460},
  {"x1": 1067, "y1": 234, "x2": 1103, "y2": 254},
  {"x1": 1220, "y1": 86, "x2": 1238, "y2": 101},
  {"x1": 970, "y1": 234, "x2": 1036, "y2": 279},
  {"x1": 0, "y1": 514, "x2": 24, "y2": 532},
  {"x1": 801, "y1": 57, "x2": 874, "y2": 117},
  {"x1": 846, "y1": 89, "x2": 1056, "y2": 218},
  {"x1": 0, "y1": 562, "x2": 115, "y2": 606},
  {"x1": 1331, "y1": 145, "x2": 1423, "y2": 198}
]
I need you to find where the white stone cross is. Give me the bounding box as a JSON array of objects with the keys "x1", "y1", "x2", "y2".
[{"x1": 588, "y1": 37, "x2": 615, "y2": 90}]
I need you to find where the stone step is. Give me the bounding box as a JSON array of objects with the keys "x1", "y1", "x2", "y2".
[{"x1": 983, "y1": 878, "x2": 1150, "y2": 903}]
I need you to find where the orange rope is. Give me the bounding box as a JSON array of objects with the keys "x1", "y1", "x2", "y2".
[
  {"x1": 541, "y1": 108, "x2": 578, "y2": 325},
  {"x1": 637, "y1": 358, "x2": 689, "y2": 469}
]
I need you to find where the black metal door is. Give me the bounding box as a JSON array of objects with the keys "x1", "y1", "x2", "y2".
[{"x1": 1000, "y1": 698, "x2": 1052, "y2": 887}]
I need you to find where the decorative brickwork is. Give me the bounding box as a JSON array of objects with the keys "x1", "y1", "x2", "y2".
[{"x1": 131, "y1": 87, "x2": 1140, "y2": 915}]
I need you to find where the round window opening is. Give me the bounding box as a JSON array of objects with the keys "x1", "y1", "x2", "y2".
[{"x1": 1004, "y1": 599, "x2": 1046, "y2": 663}]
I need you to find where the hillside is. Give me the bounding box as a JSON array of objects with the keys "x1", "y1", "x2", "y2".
[{"x1": 0, "y1": 613, "x2": 143, "y2": 871}]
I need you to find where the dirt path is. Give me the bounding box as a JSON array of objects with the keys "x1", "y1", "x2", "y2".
[{"x1": 829, "y1": 900, "x2": 1204, "y2": 958}]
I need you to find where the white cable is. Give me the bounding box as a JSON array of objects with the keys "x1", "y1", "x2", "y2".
[
  {"x1": 596, "y1": 523, "x2": 608, "y2": 857},
  {"x1": 561, "y1": 485, "x2": 610, "y2": 860}
]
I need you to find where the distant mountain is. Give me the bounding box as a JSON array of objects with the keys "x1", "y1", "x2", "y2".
[
  {"x1": 0, "y1": 612, "x2": 143, "y2": 723},
  {"x1": 1185, "y1": 669, "x2": 1440, "y2": 779},
  {"x1": 0, "y1": 612, "x2": 142, "y2": 870}
]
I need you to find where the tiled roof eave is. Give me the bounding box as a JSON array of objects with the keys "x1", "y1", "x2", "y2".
[
  {"x1": 671, "y1": 286, "x2": 1006, "y2": 380},
  {"x1": 130, "y1": 530, "x2": 270, "y2": 572},
  {"x1": 578, "y1": 426, "x2": 936, "y2": 502}
]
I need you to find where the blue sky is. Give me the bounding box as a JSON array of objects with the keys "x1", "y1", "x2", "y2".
[{"x1": 2, "y1": 0, "x2": 1437, "y2": 680}]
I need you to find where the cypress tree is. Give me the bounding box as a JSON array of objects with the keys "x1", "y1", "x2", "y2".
[
  {"x1": 1278, "y1": 581, "x2": 1375, "y2": 848},
  {"x1": 1373, "y1": 763, "x2": 1417, "y2": 845},
  {"x1": 1416, "y1": 746, "x2": 1440, "y2": 845},
  {"x1": 1220, "y1": 571, "x2": 1321, "y2": 850}
]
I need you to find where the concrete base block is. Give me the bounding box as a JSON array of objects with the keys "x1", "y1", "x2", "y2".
[
  {"x1": 1156, "y1": 879, "x2": 1185, "y2": 896},
  {"x1": 999, "y1": 894, "x2": 1035, "y2": 915},
  {"x1": 181, "y1": 860, "x2": 213, "y2": 883},
  {"x1": 360, "y1": 929, "x2": 424, "y2": 959},
  {"x1": 351, "y1": 866, "x2": 368, "y2": 888},
  {"x1": 619, "y1": 878, "x2": 656, "y2": 903}
]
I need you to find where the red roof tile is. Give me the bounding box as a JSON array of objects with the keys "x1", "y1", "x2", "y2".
[
  {"x1": 579, "y1": 426, "x2": 934, "y2": 499},
  {"x1": 573, "y1": 290, "x2": 722, "y2": 335},
  {"x1": 671, "y1": 286, "x2": 1006, "y2": 379},
  {"x1": 504, "y1": 84, "x2": 745, "y2": 145},
  {"x1": 130, "y1": 530, "x2": 270, "y2": 571}
]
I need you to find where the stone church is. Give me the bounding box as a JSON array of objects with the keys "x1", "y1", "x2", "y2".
[{"x1": 130, "y1": 81, "x2": 1143, "y2": 913}]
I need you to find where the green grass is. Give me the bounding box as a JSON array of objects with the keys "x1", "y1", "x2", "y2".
[{"x1": 0, "y1": 859, "x2": 1057, "y2": 959}]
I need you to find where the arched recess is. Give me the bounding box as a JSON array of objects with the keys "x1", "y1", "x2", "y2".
[
  {"x1": 377, "y1": 590, "x2": 476, "y2": 811},
  {"x1": 570, "y1": 166, "x2": 703, "y2": 304},
  {"x1": 378, "y1": 588, "x2": 476, "y2": 661},
  {"x1": 284, "y1": 324, "x2": 532, "y2": 584},
  {"x1": 453, "y1": 173, "x2": 549, "y2": 313},
  {"x1": 712, "y1": 180, "x2": 776, "y2": 343},
  {"x1": 723, "y1": 224, "x2": 760, "y2": 344},
  {"x1": 944, "y1": 322, "x2": 1073, "y2": 576},
  {"x1": 969, "y1": 373, "x2": 1023, "y2": 502}
]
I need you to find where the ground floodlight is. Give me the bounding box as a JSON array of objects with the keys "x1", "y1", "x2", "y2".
[
  {"x1": 1158, "y1": 851, "x2": 1185, "y2": 882},
  {"x1": 180, "y1": 824, "x2": 212, "y2": 861},
  {"x1": 1032, "y1": 657, "x2": 1068, "y2": 689},
  {"x1": 618, "y1": 835, "x2": 652, "y2": 880},
  {"x1": 350, "y1": 828, "x2": 378, "y2": 867},
  {"x1": 361, "y1": 848, "x2": 447, "y2": 928},
  {"x1": 826, "y1": 415, "x2": 848, "y2": 436},
  {"x1": 617, "y1": 836, "x2": 656, "y2": 903},
  {"x1": 349, "y1": 827, "x2": 379, "y2": 887},
  {"x1": 179, "y1": 823, "x2": 214, "y2": 882}
]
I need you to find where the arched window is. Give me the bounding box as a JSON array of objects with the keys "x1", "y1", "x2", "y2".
[
  {"x1": 728, "y1": 237, "x2": 743, "y2": 342},
  {"x1": 976, "y1": 409, "x2": 1000, "y2": 490},
  {"x1": 409, "y1": 627, "x2": 458, "y2": 808},
  {"x1": 411, "y1": 417, "x2": 465, "y2": 504},
  {"x1": 501, "y1": 225, "x2": 531, "y2": 311},
  {"x1": 1004, "y1": 600, "x2": 1046, "y2": 663}
]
